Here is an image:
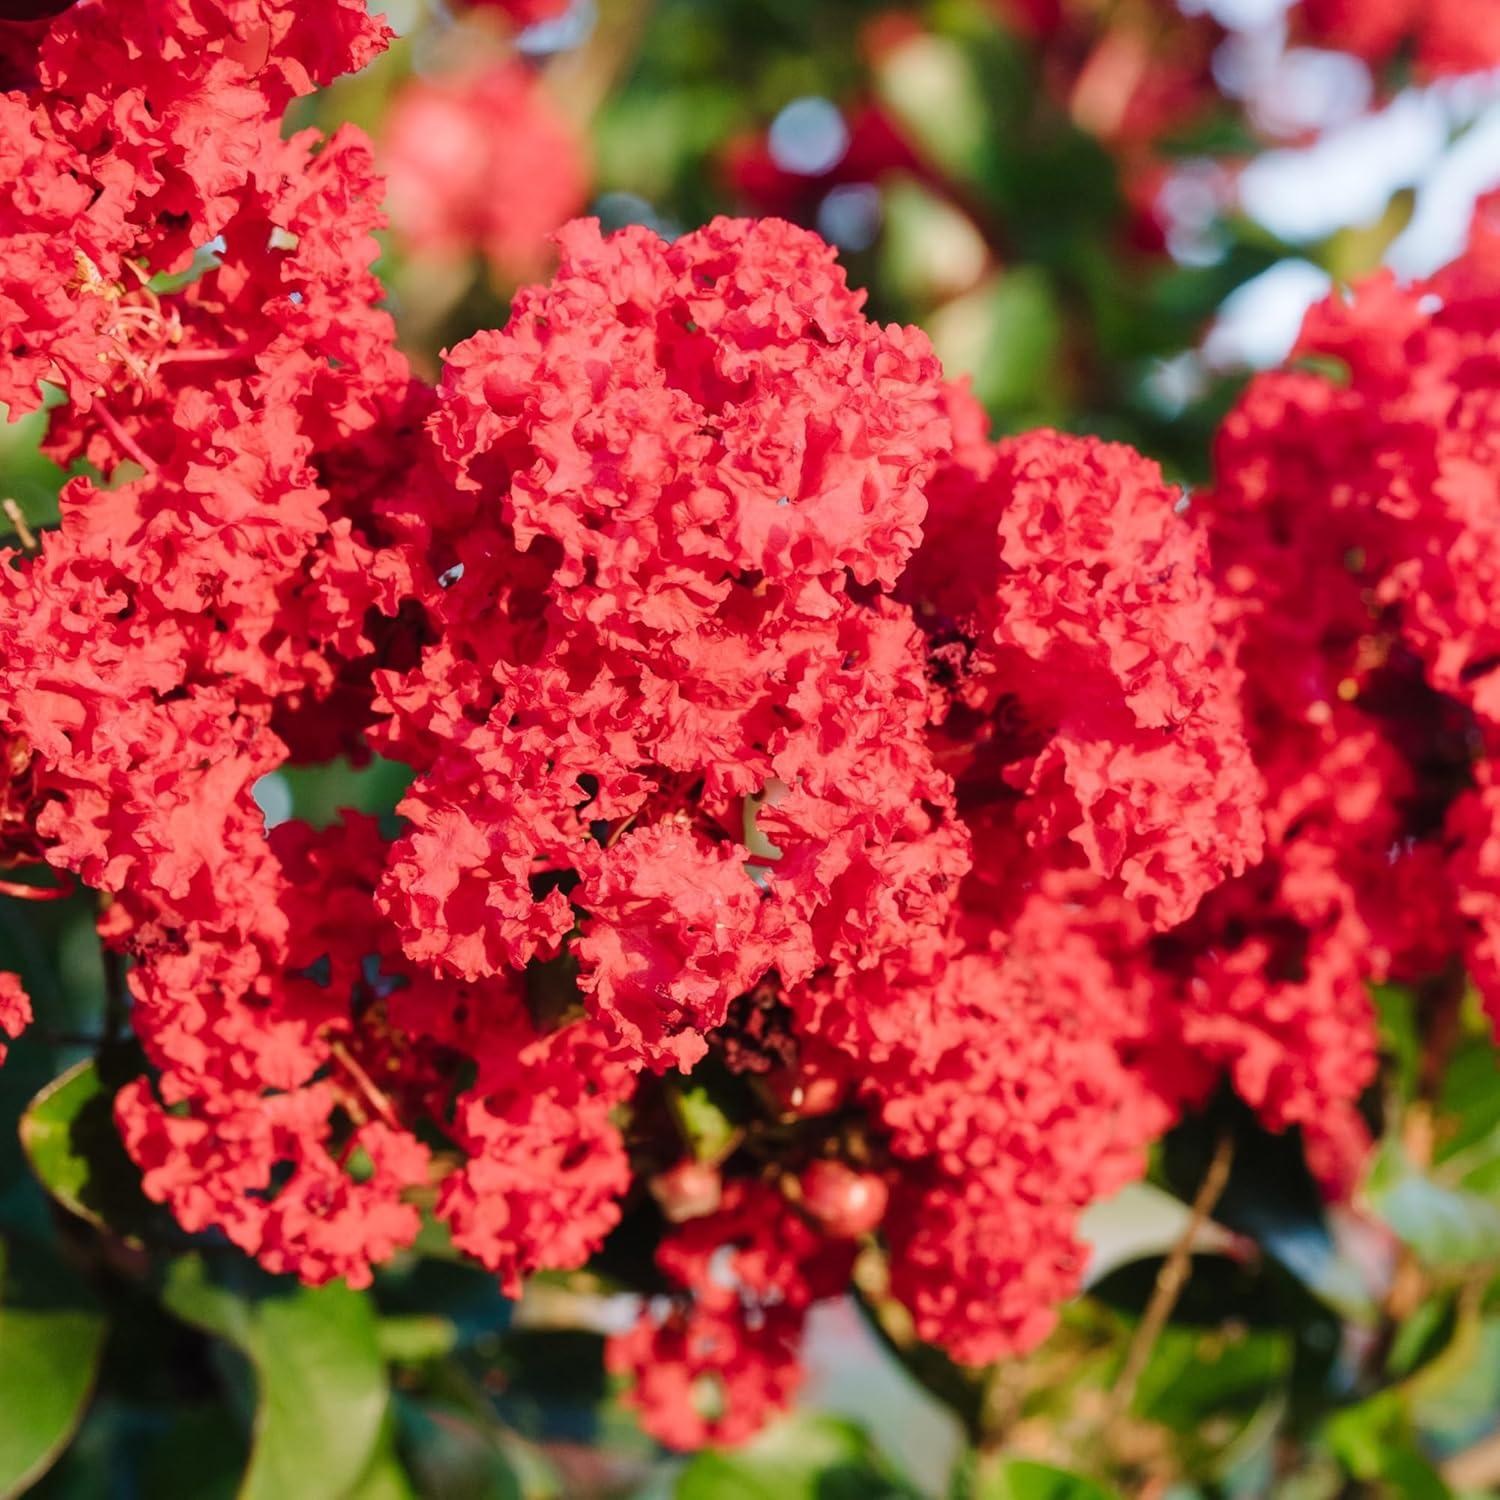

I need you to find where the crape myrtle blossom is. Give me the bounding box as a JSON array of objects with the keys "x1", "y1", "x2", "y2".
[
  {"x1": 3, "y1": 0, "x2": 1499, "y2": 1455},
  {"x1": 372, "y1": 215, "x2": 964, "y2": 1075},
  {"x1": 1153, "y1": 191, "x2": 1500, "y2": 1190}
]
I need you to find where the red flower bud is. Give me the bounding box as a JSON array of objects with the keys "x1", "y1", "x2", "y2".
[
  {"x1": 797, "y1": 1161, "x2": 889, "y2": 1238},
  {"x1": 650, "y1": 1160, "x2": 724, "y2": 1224}
]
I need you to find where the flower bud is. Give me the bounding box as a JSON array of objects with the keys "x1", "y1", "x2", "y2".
[{"x1": 797, "y1": 1160, "x2": 888, "y2": 1238}]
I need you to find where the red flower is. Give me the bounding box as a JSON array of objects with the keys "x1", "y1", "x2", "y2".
[
  {"x1": 608, "y1": 1301, "x2": 805, "y2": 1451},
  {"x1": 0, "y1": 972, "x2": 31, "y2": 1066}
]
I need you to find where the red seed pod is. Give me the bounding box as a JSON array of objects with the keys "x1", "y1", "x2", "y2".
[
  {"x1": 797, "y1": 1160, "x2": 889, "y2": 1238},
  {"x1": 766, "y1": 1069, "x2": 845, "y2": 1120},
  {"x1": 650, "y1": 1160, "x2": 724, "y2": 1224}
]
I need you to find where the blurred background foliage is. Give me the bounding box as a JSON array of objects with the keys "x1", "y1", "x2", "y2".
[{"x1": 5, "y1": 0, "x2": 1500, "y2": 1495}]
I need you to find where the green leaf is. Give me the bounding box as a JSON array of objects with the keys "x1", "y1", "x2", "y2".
[
  {"x1": 0, "y1": 1237, "x2": 108, "y2": 1500},
  {"x1": 1387, "y1": 1293, "x2": 1456, "y2": 1381},
  {"x1": 1134, "y1": 1323, "x2": 1293, "y2": 1431},
  {"x1": 666, "y1": 1081, "x2": 739, "y2": 1165},
  {"x1": 1323, "y1": 1391, "x2": 1452, "y2": 1500},
  {"x1": 878, "y1": 177, "x2": 990, "y2": 307},
  {"x1": 135, "y1": 1406, "x2": 247, "y2": 1500},
  {"x1": 1367, "y1": 1141, "x2": 1500, "y2": 1270},
  {"x1": 872, "y1": 33, "x2": 994, "y2": 190},
  {"x1": 1408, "y1": 1313, "x2": 1500, "y2": 1454},
  {"x1": 927, "y1": 269, "x2": 1062, "y2": 424},
  {"x1": 345, "y1": 1413, "x2": 416, "y2": 1500},
  {"x1": 676, "y1": 1415, "x2": 921, "y2": 1500},
  {"x1": 159, "y1": 1255, "x2": 389, "y2": 1500},
  {"x1": 1373, "y1": 985, "x2": 1423, "y2": 1107},
  {"x1": 376, "y1": 1314, "x2": 459, "y2": 1366},
  {"x1": 973, "y1": 1460, "x2": 1118, "y2": 1500},
  {"x1": 1160, "y1": 1096, "x2": 1374, "y2": 1322},
  {"x1": 395, "y1": 1397, "x2": 524, "y2": 1500},
  {"x1": 19, "y1": 1056, "x2": 166, "y2": 1247},
  {"x1": 1433, "y1": 1019, "x2": 1500, "y2": 1192}
]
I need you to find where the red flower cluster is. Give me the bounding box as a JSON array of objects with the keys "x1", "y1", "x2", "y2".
[
  {"x1": 0, "y1": 971, "x2": 29, "y2": 1067},
  {"x1": 1166, "y1": 195, "x2": 1500, "y2": 1189},
  {"x1": 0, "y1": 0, "x2": 420, "y2": 1281},
  {"x1": 3, "y1": 0, "x2": 1499, "y2": 1456}
]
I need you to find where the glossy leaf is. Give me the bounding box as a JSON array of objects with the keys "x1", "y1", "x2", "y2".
[
  {"x1": 19, "y1": 1056, "x2": 165, "y2": 1247},
  {"x1": 1367, "y1": 1141, "x2": 1500, "y2": 1270},
  {"x1": 159, "y1": 1255, "x2": 388, "y2": 1500},
  {"x1": 0, "y1": 1236, "x2": 107, "y2": 1500}
]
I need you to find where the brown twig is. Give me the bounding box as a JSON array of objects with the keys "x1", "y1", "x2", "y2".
[
  {"x1": 0, "y1": 871, "x2": 73, "y2": 901},
  {"x1": 330, "y1": 1038, "x2": 403, "y2": 1131},
  {"x1": 2, "y1": 498, "x2": 37, "y2": 551},
  {"x1": 1106, "y1": 1132, "x2": 1235, "y2": 1426}
]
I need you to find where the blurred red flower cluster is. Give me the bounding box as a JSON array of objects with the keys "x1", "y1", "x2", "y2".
[{"x1": 1, "y1": 0, "x2": 1499, "y2": 1454}]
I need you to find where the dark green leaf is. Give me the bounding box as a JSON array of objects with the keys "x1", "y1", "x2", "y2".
[
  {"x1": 1134, "y1": 1323, "x2": 1293, "y2": 1432},
  {"x1": 0, "y1": 1236, "x2": 107, "y2": 1500},
  {"x1": 135, "y1": 1406, "x2": 247, "y2": 1500},
  {"x1": 1433, "y1": 1021, "x2": 1500, "y2": 1191},
  {"x1": 160, "y1": 1255, "x2": 388, "y2": 1500},
  {"x1": 395, "y1": 1397, "x2": 524, "y2": 1500},
  {"x1": 19, "y1": 1056, "x2": 168, "y2": 1247},
  {"x1": 1163, "y1": 1093, "x2": 1374, "y2": 1322}
]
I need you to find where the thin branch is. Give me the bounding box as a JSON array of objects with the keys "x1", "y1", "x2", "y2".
[
  {"x1": 0, "y1": 872, "x2": 73, "y2": 901},
  {"x1": 2, "y1": 498, "x2": 37, "y2": 551},
  {"x1": 1106, "y1": 1131, "x2": 1235, "y2": 1425},
  {"x1": 330, "y1": 1038, "x2": 403, "y2": 1131}
]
